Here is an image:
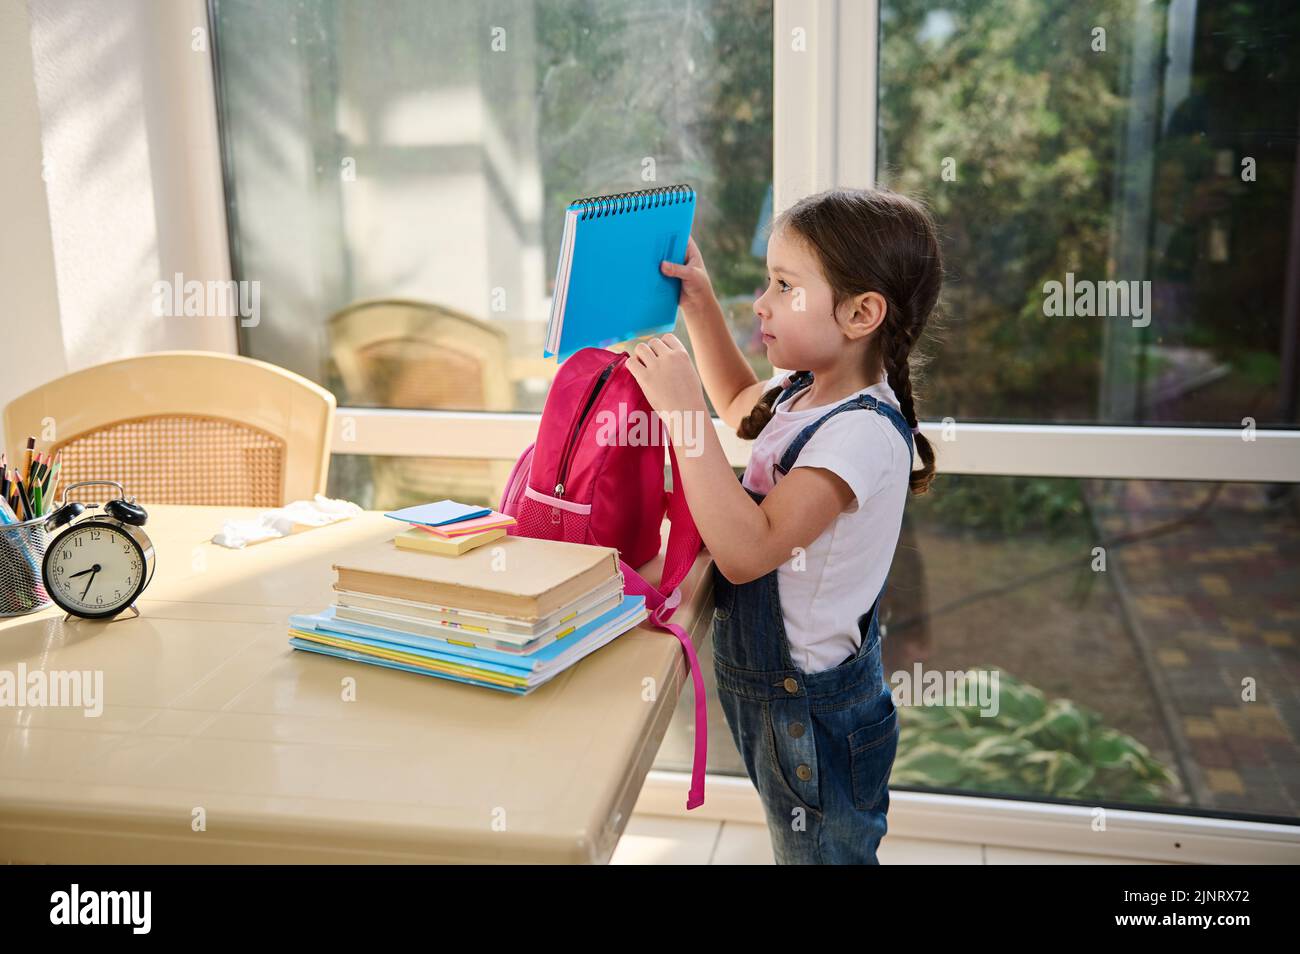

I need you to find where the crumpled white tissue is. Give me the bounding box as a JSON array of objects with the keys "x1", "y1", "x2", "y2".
[{"x1": 211, "y1": 494, "x2": 363, "y2": 549}]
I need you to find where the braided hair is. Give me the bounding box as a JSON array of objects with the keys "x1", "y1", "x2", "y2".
[{"x1": 738, "y1": 187, "x2": 943, "y2": 494}]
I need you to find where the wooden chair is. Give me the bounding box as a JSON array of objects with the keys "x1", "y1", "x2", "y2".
[
  {"x1": 327, "y1": 299, "x2": 516, "y2": 510},
  {"x1": 3, "y1": 351, "x2": 335, "y2": 507}
]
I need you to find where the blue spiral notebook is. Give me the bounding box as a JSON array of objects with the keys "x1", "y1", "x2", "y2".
[{"x1": 544, "y1": 184, "x2": 697, "y2": 362}]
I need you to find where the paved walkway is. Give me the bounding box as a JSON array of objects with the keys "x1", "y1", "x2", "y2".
[{"x1": 1088, "y1": 479, "x2": 1299, "y2": 818}]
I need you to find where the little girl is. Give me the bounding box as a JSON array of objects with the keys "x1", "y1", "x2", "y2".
[{"x1": 627, "y1": 186, "x2": 943, "y2": 864}]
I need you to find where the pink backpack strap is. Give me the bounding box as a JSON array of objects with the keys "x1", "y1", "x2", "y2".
[{"x1": 619, "y1": 441, "x2": 707, "y2": 810}]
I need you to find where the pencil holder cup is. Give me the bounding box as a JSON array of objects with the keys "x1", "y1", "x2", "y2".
[{"x1": 0, "y1": 516, "x2": 52, "y2": 617}]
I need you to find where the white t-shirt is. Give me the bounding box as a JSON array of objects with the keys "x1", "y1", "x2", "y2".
[{"x1": 740, "y1": 369, "x2": 912, "y2": 674}]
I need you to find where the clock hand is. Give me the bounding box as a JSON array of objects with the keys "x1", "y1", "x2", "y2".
[
  {"x1": 67, "y1": 568, "x2": 95, "y2": 578},
  {"x1": 80, "y1": 564, "x2": 101, "y2": 601}
]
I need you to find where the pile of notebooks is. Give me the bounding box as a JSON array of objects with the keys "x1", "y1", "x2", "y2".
[
  {"x1": 288, "y1": 501, "x2": 646, "y2": 694},
  {"x1": 386, "y1": 500, "x2": 517, "y2": 556}
]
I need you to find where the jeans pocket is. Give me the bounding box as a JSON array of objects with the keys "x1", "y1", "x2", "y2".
[{"x1": 848, "y1": 697, "x2": 899, "y2": 812}]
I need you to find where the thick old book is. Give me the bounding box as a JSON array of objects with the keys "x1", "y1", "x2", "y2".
[{"x1": 332, "y1": 534, "x2": 621, "y2": 621}]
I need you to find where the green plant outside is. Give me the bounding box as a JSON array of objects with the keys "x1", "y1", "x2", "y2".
[{"x1": 892, "y1": 668, "x2": 1178, "y2": 803}]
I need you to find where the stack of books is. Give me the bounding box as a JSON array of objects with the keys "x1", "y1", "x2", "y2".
[
  {"x1": 385, "y1": 500, "x2": 518, "y2": 556},
  {"x1": 288, "y1": 523, "x2": 645, "y2": 694}
]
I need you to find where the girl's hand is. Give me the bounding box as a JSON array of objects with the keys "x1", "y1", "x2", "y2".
[
  {"x1": 660, "y1": 236, "x2": 716, "y2": 318},
  {"x1": 626, "y1": 333, "x2": 708, "y2": 421}
]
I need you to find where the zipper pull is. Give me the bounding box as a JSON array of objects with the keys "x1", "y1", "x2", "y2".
[{"x1": 552, "y1": 483, "x2": 563, "y2": 524}]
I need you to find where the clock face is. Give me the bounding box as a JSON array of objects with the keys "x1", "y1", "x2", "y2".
[{"x1": 44, "y1": 522, "x2": 146, "y2": 617}]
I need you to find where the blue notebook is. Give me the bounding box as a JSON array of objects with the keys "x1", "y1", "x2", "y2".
[
  {"x1": 383, "y1": 500, "x2": 490, "y2": 527},
  {"x1": 545, "y1": 185, "x2": 697, "y2": 362}
]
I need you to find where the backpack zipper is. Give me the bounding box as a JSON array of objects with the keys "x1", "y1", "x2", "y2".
[{"x1": 554, "y1": 354, "x2": 623, "y2": 499}]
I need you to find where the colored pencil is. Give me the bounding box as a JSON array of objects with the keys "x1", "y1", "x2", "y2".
[
  {"x1": 13, "y1": 474, "x2": 31, "y2": 520},
  {"x1": 46, "y1": 460, "x2": 62, "y2": 508},
  {"x1": 21, "y1": 437, "x2": 35, "y2": 491},
  {"x1": 42, "y1": 451, "x2": 60, "y2": 498}
]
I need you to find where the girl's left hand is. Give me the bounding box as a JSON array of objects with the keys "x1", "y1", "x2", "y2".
[{"x1": 626, "y1": 334, "x2": 707, "y2": 417}]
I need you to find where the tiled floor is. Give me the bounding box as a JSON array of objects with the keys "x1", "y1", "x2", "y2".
[{"x1": 609, "y1": 813, "x2": 1168, "y2": 864}]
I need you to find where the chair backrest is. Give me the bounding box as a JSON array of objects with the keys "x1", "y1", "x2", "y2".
[
  {"x1": 3, "y1": 351, "x2": 335, "y2": 507},
  {"x1": 328, "y1": 298, "x2": 513, "y2": 411}
]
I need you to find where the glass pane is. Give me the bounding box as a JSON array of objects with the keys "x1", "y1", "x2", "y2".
[
  {"x1": 326, "y1": 453, "x2": 517, "y2": 512},
  {"x1": 877, "y1": 0, "x2": 1300, "y2": 427},
  {"x1": 655, "y1": 473, "x2": 1299, "y2": 821},
  {"x1": 211, "y1": 0, "x2": 774, "y2": 421}
]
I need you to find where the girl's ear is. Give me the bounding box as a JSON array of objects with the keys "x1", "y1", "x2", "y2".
[{"x1": 845, "y1": 291, "x2": 887, "y2": 340}]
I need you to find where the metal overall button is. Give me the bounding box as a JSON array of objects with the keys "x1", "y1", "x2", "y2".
[{"x1": 764, "y1": 703, "x2": 822, "y2": 818}]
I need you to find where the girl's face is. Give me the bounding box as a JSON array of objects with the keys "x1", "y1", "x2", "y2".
[{"x1": 753, "y1": 227, "x2": 847, "y2": 370}]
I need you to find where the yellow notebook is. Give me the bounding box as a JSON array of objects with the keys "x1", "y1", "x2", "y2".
[{"x1": 393, "y1": 526, "x2": 506, "y2": 556}]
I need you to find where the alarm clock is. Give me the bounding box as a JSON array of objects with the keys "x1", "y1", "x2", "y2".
[{"x1": 42, "y1": 480, "x2": 155, "y2": 620}]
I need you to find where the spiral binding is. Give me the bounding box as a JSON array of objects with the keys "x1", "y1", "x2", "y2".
[{"x1": 570, "y1": 184, "x2": 694, "y2": 221}]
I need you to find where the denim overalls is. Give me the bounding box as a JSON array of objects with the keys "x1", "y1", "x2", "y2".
[{"x1": 710, "y1": 370, "x2": 913, "y2": 864}]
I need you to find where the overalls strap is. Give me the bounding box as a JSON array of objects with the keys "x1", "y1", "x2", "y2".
[
  {"x1": 773, "y1": 375, "x2": 914, "y2": 477},
  {"x1": 774, "y1": 369, "x2": 814, "y2": 408},
  {"x1": 768, "y1": 376, "x2": 915, "y2": 669}
]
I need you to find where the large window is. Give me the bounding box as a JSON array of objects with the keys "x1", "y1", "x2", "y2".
[
  {"x1": 877, "y1": 0, "x2": 1300, "y2": 428},
  {"x1": 212, "y1": 0, "x2": 1299, "y2": 826},
  {"x1": 681, "y1": 0, "x2": 1300, "y2": 824},
  {"x1": 211, "y1": 0, "x2": 774, "y2": 507},
  {"x1": 658, "y1": 473, "x2": 1300, "y2": 820}
]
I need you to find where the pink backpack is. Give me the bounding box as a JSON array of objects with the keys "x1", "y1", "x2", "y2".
[{"x1": 499, "y1": 346, "x2": 707, "y2": 810}]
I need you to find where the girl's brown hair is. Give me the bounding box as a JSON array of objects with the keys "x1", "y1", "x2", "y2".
[{"x1": 738, "y1": 187, "x2": 943, "y2": 494}]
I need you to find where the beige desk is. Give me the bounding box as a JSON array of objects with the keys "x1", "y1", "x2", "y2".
[{"x1": 0, "y1": 506, "x2": 713, "y2": 863}]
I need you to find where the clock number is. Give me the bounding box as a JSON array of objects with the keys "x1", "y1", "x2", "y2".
[{"x1": 90, "y1": 529, "x2": 101, "y2": 541}]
